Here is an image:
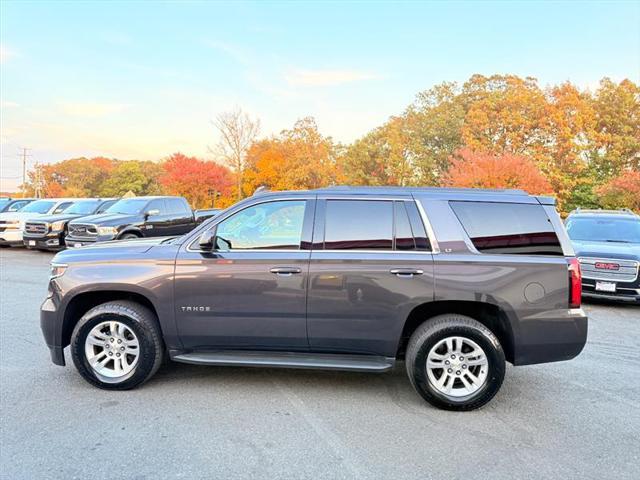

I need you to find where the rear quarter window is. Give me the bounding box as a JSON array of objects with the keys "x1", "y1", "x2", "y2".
[{"x1": 450, "y1": 201, "x2": 563, "y2": 256}]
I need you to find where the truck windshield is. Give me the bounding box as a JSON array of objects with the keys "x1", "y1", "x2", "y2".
[
  {"x1": 65, "y1": 200, "x2": 101, "y2": 215},
  {"x1": 20, "y1": 200, "x2": 55, "y2": 214},
  {"x1": 566, "y1": 217, "x2": 640, "y2": 244},
  {"x1": 105, "y1": 199, "x2": 149, "y2": 215}
]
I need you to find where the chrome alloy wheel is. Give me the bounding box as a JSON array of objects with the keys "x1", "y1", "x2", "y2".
[
  {"x1": 426, "y1": 336, "x2": 488, "y2": 398},
  {"x1": 84, "y1": 321, "x2": 140, "y2": 382}
]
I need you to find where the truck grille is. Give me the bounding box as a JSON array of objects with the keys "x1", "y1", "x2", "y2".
[
  {"x1": 579, "y1": 257, "x2": 639, "y2": 283},
  {"x1": 24, "y1": 222, "x2": 48, "y2": 236},
  {"x1": 68, "y1": 223, "x2": 98, "y2": 238}
]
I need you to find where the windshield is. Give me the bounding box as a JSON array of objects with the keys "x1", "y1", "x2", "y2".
[
  {"x1": 20, "y1": 200, "x2": 56, "y2": 214},
  {"x1": 65, "y1": 200, "x2": 101, "y2": 215},
  {"x1": 0, "y1": 199, "x2": 9, "y2": 207},
  {"x1": 566, "y1": 217, "x2": 640, "y2": 244},
  {"x1": 105, "y1": 198, "x2": 148, "y2": 215}
]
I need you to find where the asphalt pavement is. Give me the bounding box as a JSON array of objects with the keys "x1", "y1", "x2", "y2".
[{"x1": 1, "y1": 248, "x2": 639, "y2": 480}]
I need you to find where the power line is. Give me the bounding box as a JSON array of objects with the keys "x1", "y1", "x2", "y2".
[{"x1": 17, "y1": 147, "x2": 32, "y2": 192}]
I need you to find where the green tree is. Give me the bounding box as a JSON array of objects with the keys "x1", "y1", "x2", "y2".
[{"x1": 99, "y1": 161, "x2": 163, "y2": 196}]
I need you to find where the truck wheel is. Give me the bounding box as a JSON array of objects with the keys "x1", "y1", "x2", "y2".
[
  {"x1": 405, "y1": 314, "x2": 505, "y2": 411},
  {"x1": 70, "y1": 301, "x2": 164, "y2": 390}
]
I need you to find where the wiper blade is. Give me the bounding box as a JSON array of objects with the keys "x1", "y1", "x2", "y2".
[{"x1": 605, "y1": 239, "x2": 631, "y2": 243}]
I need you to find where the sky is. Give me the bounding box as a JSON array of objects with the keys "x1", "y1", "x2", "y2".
[{"x1": 1, "y1": 0, "x2": 639, "y2": 191}]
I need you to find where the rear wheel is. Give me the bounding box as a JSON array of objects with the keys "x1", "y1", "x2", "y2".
[
  {"x1": 406, "y1": 314, "x2": 505, "y2": 411},
  {"x1": 70, "y1": 301, "x2": 164, "y2": 390}
]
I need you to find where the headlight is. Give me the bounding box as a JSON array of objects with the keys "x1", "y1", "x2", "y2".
[
  {"x1": 97, "y1": 226, "x2": 118, "y2": 236},
  {"x1": 50, "y1": 263, "x2": 67, "y2": 279},
  {"x1": 50, "y1": 221, "x2": 65, "y2": 231}
]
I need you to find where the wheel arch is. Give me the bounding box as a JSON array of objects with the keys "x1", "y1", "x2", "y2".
[
  {"x1": 397, "y1": 300, "x2": 515, "y2": 363},
  {"x1": 61, "y1": 290, "x2": 161, "y2": 349},
  {"x1": 117, "y1": 228, "x2": 143, "y2": 239}
]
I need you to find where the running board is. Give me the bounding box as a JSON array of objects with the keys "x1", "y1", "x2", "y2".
[{"x1": 170, "y1": 350, "x2": 395, "y2": 372}]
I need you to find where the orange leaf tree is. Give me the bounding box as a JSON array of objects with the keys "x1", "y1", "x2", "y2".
[
  {"x1": 444, "y1": 148, "x2": 552, "y2": 195},
  {"x1": 243, "y1": 118, "x2": 340, "y2": 194},
  {"x1": 160, "y1": 153, "x2": 234, "y2": 208},
  {"x1": 596, "y1": 170, "x2": 640, "y2": 211}
]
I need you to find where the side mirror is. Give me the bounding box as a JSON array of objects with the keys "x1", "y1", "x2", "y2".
[
  {"x1": 198, "y1": 230, "x2": 215, "y2": 250},
  {"x1": 145, "y1": 209, "x2": 160, "y2": 218}
]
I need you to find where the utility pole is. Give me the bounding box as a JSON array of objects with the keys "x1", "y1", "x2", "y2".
[{"x1": 18, "y1": 147, "x2": 31, "y2": 195}]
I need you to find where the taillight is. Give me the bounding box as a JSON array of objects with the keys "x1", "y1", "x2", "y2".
[{"x1": 567, "y1": 257, "x2": 582, "y2": 308}]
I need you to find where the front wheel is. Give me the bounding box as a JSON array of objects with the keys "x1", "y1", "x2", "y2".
[
  {"x1": 405, "y1": 314, "x2": 505, "y2": 411},
  {"x1": 119, "y1": 233, "x2": 140, "y2": 240},
  {"x1": 70, "y1": 301, "x2": 164, "y2": 390}
]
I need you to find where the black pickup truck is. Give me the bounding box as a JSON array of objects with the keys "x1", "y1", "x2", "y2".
[{"x1": 65, "y1": 196, "x2": 218, "y2": 247}]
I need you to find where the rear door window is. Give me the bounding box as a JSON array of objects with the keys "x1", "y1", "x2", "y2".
[
  {"x1": 324, "y1": 200, "x2": 393, "y2": 250},
  {"x1": 450, "y1": 201, "x2": 563, "y2": 255}
]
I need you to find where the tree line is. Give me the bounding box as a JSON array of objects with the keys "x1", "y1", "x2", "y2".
[{"x1": 23, "y1": 74, "x2": 639, "y2": 213}]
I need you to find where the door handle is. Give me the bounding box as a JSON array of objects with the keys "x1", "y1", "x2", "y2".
[
  {"x1": 270, "y1": 267, "x2": 302, "y2": 276},
  {"x1": 390, "y1": 268, "x2": 424, "y2": 277}
]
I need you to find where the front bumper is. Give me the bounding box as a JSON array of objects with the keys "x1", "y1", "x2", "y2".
[
  {"x1": 64, "y1": 234, "x2": 115, "y2": 247},
  {"x1": 582, "y1": 279, "x2": 640, "y2": 303},
  {"x1": 0, "y1": 228, "x2": 24, "y2": 245},
  {"x1": 23, "y1": 232, "x2": 65, "y2": 251},
  {"x1": 41, "y1": 296, "x2": 66, "y2": 366}
]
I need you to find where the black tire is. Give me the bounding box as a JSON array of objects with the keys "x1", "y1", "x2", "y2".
[
  {"x1": 405, "y1": 314, "x2": 505, "y2": 411},
  {"x1": 119, "y1": 233, "x2": 140, "y2": 240},
  {"x1": 70, "y1": 300, "x2": 164, "y2": 390}
]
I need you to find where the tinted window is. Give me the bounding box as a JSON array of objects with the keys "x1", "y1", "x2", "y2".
[
  {"x1": 566, "y1": 217, "x2": 640, "y2": 244},
  {"x1": 325, "y1": 200, "x2": 393, "y2": 250},
  {"x1": 167, "y1": 198, "x2": 190, "y2": 216},
  {"x1": 395, "y1": 202, "x2": 416, "y2": 250},
  {"x1": 53, "y1": 202, "x2": 73, "y2": 214},
  {"x1": 450, "y1": 201, "x2": 562, "y2": 255},
  {"x1": 215, "y1": 200, "x2": 306, "y2": 250}
]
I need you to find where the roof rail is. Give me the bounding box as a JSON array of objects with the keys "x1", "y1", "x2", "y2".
[{"x1": 569, "y1": 208, "x2": 637, "y2": 216}]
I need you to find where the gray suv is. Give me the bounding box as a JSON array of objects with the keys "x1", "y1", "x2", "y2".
[{"x1": 40, "y1": 187, "x2": 587, "y2": 410}]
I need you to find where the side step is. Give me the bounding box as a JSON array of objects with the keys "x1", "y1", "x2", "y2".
[{"x1": 170, "y1": 350, "x2": 395, "y2": 373}]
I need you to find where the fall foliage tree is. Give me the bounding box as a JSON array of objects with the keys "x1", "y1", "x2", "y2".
[
  {"x1": 444, "y1": 148, "x2": 552, "y2": 194},
  {"x1": 596, "y1": 170, "x2": 640, "y2": 211},
  {"x1": 159, "y1": 153, "x2": 234, "y2": 208},
  {"x1": 244, "y1": 117, "x2": 340, "y2": 193}
]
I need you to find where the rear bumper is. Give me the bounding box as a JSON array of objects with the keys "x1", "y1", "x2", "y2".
[{"x1": 514, "y1": 308, "x2": 588, "y2": 366}]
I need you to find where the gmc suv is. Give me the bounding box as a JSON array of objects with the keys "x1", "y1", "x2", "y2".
[
  {"x1": 565, "y1": 208, "x2": 640, "y2": 303},
  {"x1": 41, "y1": 187, "x2": 587, "y2": 411},
  {"x1": 64, "y1": 196, "x2": 217, "y2": 247}
]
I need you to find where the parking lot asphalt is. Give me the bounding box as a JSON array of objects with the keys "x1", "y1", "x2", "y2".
[{"x1": 1, "y1": 248, "x2": 639, "y2": 480}]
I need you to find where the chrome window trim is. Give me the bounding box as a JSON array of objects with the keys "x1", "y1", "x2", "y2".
[{"x1": 414, "y1": 199, "x2": 440, "y2": 254}]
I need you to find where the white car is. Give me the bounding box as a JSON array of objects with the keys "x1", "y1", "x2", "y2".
[{"x1": 0, "y1": 198, "x2": 78, "y2": 247}]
